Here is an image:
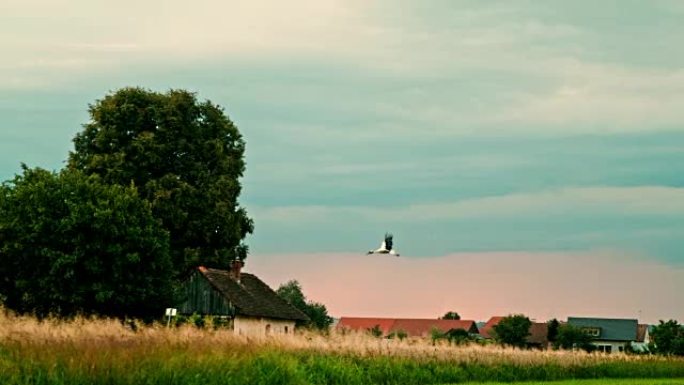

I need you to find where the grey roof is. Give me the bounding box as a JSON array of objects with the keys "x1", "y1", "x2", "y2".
[
  {"x1": 567, "y1": 317, "x2": 638, "y2": 341},
  {"x1": 200, "y1": 267, "x2": 310, "y2": 322}
]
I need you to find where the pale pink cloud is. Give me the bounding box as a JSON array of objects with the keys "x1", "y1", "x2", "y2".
[{"x1": 247, "y1": 251, "x2": 684, "y2": 324}]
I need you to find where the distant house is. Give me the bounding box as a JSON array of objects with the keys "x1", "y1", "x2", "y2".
[
  {"x1": 527, "y1": 322, "x2": 550, "y2": 349},
  {"x1": 178, "y1": 261, "x2": 309, "y2": 336},
  {"x1": 567, "y1": 317, "x2": 639, "y2": 353},
  {"x1": 478, "y1": 316, "x2": 549, "y2": 348},
  {"x1": 478, "y1": 316, "x2": 504, "y2": 339},
  {"x1": 632, "y1": 323, "x2": 651, "y2": 352},
  {"x1": 337, "y1": 317, "x2": 479, "y2": 338}
]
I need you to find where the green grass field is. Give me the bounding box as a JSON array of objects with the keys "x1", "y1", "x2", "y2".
[
  {"x1": 2, "y1": 312, "x2": 684, "y2": 385},
  {"x1": 471, "y1": 379, "x2": 684, "y2": 385}
]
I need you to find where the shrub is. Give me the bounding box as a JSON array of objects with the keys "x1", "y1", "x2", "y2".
[{"x1": 368, "y1": 325, "x2": 383, "y2": 338}]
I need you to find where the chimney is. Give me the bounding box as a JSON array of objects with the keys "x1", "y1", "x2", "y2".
[{"x1": 229, "y1": 259, "x2": 244, "y2": 283}]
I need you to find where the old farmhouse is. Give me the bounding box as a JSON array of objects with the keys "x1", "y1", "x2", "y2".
[{"x1": 178, "y1": 260, "x2": 309, "y2": 336}]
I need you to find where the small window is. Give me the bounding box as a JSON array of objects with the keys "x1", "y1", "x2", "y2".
[
  {"x1": 265, "y1": 324, "x2": 271, "y2": 335},
  {"x1": 284, "y1": 326, "x2": 289, "y2": 334}
]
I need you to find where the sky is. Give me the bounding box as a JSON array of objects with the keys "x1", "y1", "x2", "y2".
[{"x1": 1, "y1": 0, "x2": 683, "y2": 323}]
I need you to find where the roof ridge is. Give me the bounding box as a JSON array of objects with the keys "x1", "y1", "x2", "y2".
[
  {"x1": 568, "y1": 316, "x2": 638, "y2": 321},
  {"x1": 340, "y1": 317, "x2": 475, "y2": 321}
]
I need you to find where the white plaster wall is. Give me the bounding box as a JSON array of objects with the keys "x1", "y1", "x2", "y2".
[
  {"x1": 592, "y1": 341, "x2": 628, "y2": 354},
  {"x1": 234, "y1": 316, "x2": 296, "y2": 336}
]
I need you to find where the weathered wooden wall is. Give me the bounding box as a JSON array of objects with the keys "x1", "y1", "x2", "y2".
[{"x1": 178, "y1": 271, "x2": 234, "y2": 316}]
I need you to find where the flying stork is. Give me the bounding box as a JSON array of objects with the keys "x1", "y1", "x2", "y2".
[{"x1": 367, "y1": 233, "x2": 400, "y2": 257}]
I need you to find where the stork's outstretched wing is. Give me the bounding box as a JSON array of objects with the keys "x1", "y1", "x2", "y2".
[{"x1": 384, "y1": 233, "x2": 393, "y2": 251}]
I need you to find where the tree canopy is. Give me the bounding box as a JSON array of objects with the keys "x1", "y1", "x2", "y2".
[
  {"x1": 547, "y1": 318, "x2": 560, "y2": 343},
  {"x1": 440, "y1": 311, "x2": 461, "y2": 320},
  {"x1": 0, "y1": 167, "x2": 175, "y2": 318},
  {"x1": 276, "y1": 280, "x2": 333, "y2": 331},
  {"x1": 69, "y1": 87, "x2": 253, "y2": 276},
  {"x1": 650, "y1": 320, "x2": 684, "y2": 356},
  {"x1": 492, "y1": 314, "x2": 532, "y2": 348},
  {"x1": 553, "y1": 323, "x2": 594, "y2": 352}
]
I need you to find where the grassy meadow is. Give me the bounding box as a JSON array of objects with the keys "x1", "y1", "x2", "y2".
[
  {"x1": 473, "y1": 380, "x2": 684, "y2": 385},
  {"x1": 1, "y1": 311, "x2": 684, "y2": 385}
]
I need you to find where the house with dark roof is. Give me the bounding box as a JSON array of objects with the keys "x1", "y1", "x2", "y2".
[
  {"x1": 567, "y1": 317, "x2": 639, "y2": 353},
  {"x1": 478, "y1": 316, "x2": 549, "y2": 349},
  {"x1": 178, "y1": 260, "x2": 309, "y2": 336},
  {"x1": 632, "y1": 323, "x2": 651, "y2": 352},
  {"x1": 527, "y1": 322, "x2": 550, "y2": 348},
  {"x1": 337, "y1": 317, "x2": 479, "y2": 338}
]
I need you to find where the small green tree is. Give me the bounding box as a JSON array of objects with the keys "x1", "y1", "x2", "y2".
[
  {"x1": 445, "y1": 328, "x2": 470, "y2": 345},
  {"x1": 387, "y1": 329, "x2": 408, "y2": 340},
  {"x1": 369, "y1": 324, "x2": 383, "y2": 338},
  {"x1": 276, "y1": 280, "x2": 307, "y2": 309},
  {"x1": 650, "y1": 320, "x2": 684, "y2": 356},
  {"x1": 441, "y1": 311, "x2": 461, "y2": 320},
  {"x1": 430, "y1": 327, "x2": 445, "y2": 344},
  {"x1": 305, "y1": 301, "x2": 333, "y2": 330},
  {"x1": 547, "y1": 318, "x2": 560, "y2": 343},
  {"x1": 276, "y1": 280, "x2": 333, "y2": 331},
  {"x1": 493, "y1": 314, "x2": 532, "y2": 348},
  {"x1": 554, "y1": 324, "x2": 594, "y2": 352}
]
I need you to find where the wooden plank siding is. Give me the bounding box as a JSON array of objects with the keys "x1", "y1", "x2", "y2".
[{"x1": 178, "y1": 270, "x2": 235, "y2": 316}]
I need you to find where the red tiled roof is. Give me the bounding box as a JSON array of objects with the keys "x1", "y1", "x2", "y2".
[
  {"x1": 337, "y1": 317, "x2": 397, "y2": 335},
  {"x1": 337, "y1": 317, "x2": 478, "y2": 337},
  {"x1": 479, "y1": 316, "x2": 504, "y2": 339},
  {"x1": 392, "y1": 319, "x2": 478, "y2": 337}
]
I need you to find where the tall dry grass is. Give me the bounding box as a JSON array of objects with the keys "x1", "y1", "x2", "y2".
[
  {"x1": 0, "y1": 309, "x2": 670, "y2": 365},
  {"x1": 1, "y1": 309, "x2": 683, "y2": 384}
]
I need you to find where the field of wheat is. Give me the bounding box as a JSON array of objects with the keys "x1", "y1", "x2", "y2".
[{"x1": 1, "y1": 310, "x2": 683, "y2": 385}]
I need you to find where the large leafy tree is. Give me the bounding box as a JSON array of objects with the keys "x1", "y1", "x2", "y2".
[
  {"x1": 276, "y1": 280, "x2": 333, "y2": 331},
  {"x1": 0, "y1": 167, "x2": 174, "y2": 318},
  {"x1": 69, "y1": 88, "x2": 253, "y2": 276},
  {"x1": 493, "y1": 314, "x2": 532, "y2": 348}
]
